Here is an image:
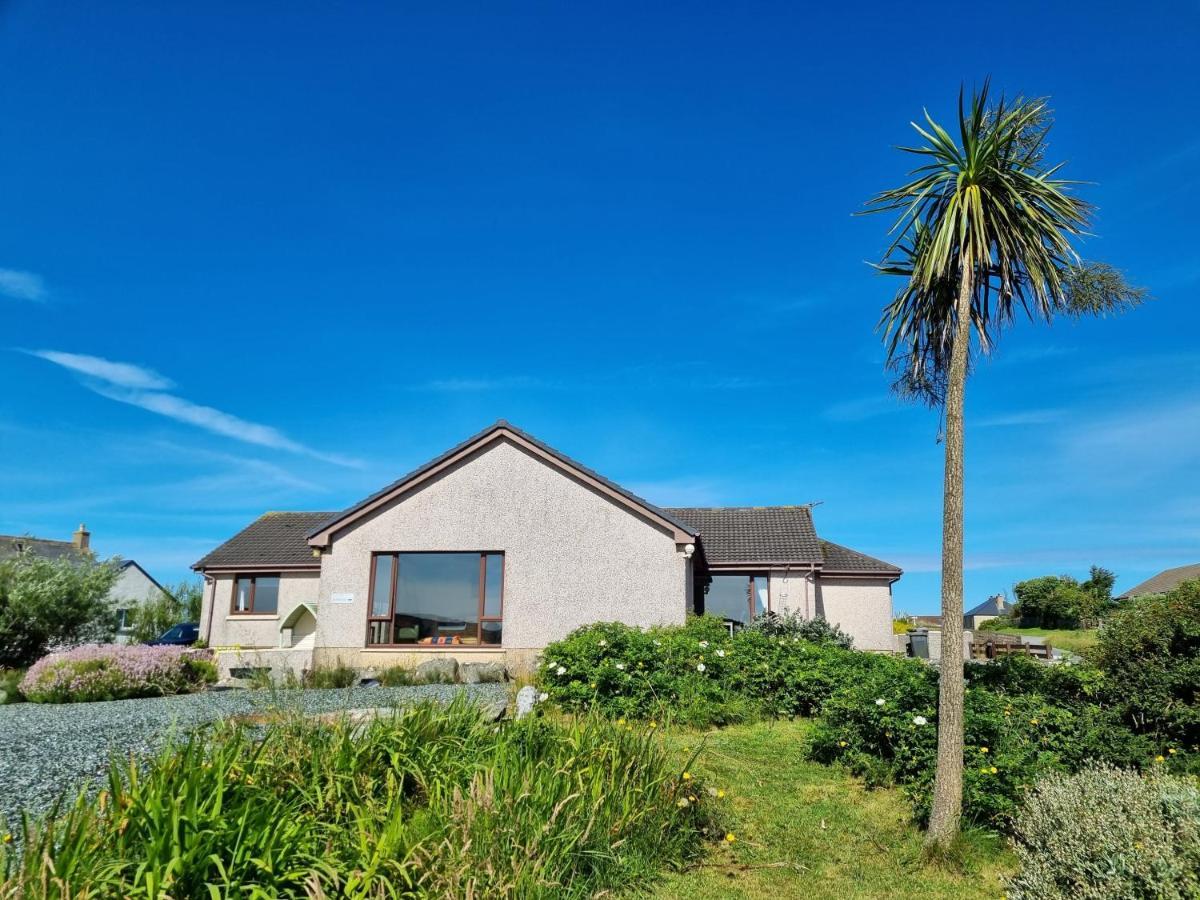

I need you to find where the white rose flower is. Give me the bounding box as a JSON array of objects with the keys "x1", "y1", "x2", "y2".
[
  {"x1": 538, "y1": 692, "x2": 548, "y2": 702},
  {"x1": 716, "y1": 649, "x2": 726, "y2": 658},
  {"x1": 556, "y1": 666, "x2": 566, "y2": 676},
  {"x1": 875, "y1": 698, "x2": 886, "y2": 707},
  {"x1": 599, "y1": 639, "x2": 608, "y2": 647},
  {"x1": 696, "y1": 663, "x2": 706, "y2": 673},
  {"x1": 912, "y1": 715, "x2": 928, "y2": 726},
  {"x1": 615, "y1": 662, "x2": 625, "y2": 670}
]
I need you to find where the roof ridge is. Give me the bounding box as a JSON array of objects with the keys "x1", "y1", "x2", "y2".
[{"x1": 306, "y1": 421, "x2": 699, "y2": 543}]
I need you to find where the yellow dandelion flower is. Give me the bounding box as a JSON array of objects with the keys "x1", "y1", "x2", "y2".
[
  {"x1": 1156, "y1": 755, "x2": 1165, "y2": 763},
  {"x1": 1030, "y1": 718, "x2": 1039, "y2": 725},
  {"x1": 980, "y1": 767, "x2": 989, "y2": 774},
  {"x1": 682, "y1": 771, "x2": 692, "y2": 781},
  {"x1": 989, "y1": 766, "x2": 998, "y2": 774},
  {"x1": 649, "y1": 720, "x2": 658, "y2": 728},
  {"x1": 717, "y1": 789, "x2": 726, "y2": 799},
  {"x1": 2, "y1": 833, "x2": 11, "y2": 845},
  {"x1": 1169, "y1": 748, "x2": 1178, "y2": 755},
  {"x1": 725, "y1": 833, "x2": 736, "y2": 844},
  {"x1": 616, "y1": 718, "x2": 626, "y2": 726},
  {"x1": 980, "y1": 746, "x2": 989, "y2": 753}
]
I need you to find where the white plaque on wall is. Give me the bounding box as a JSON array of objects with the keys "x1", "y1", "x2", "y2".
[{"x1": 330, "y1": 592, "x2": 354, "y2": 604}]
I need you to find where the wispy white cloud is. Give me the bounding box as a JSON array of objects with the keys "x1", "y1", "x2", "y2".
[
  {"x1": 25, "y1": 350, "x2": 175, "y2": 390},
  {"x1": 0, "y1": 268, "x2": 47, "y2": 302},
  {"x1": 822, "y1": 394, "x2": 907, "y2": 422},
  {"x1": 27, "y1": 349, "x2": 362, "y2": 468}
]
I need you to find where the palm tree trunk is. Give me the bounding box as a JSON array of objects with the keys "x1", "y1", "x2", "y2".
[{"x1": 925, "y1": 259, "x2": 973, "y2": 848}]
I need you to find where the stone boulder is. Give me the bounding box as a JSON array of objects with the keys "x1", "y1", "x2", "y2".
[
  {"x1": 515, "y1": 685, "x2": 538, "y2": 719},
  {"x1": 459, "y1": 661, "x2": 508, "y2": 684},
  {"x1": 414, "y1": 657, "x2": 459, "y2": 684}
]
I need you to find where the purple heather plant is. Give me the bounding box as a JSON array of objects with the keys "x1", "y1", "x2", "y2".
[{"x1": 19, "y1": 644, "x2": 216, "y2": 704}]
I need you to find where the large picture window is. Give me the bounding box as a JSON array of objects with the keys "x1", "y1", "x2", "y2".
[
  {"x1": 366, "y1": 552, "x2": 503, "y2": 647},
  {"x1": 702, "y1": 573, "x2": 768, "y2": 628},
  {"x1": 231, "y1": 574, "x2": 280, "y2": 615}
]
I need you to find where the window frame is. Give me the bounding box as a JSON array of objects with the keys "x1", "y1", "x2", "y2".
[
  {"x1": 365, "y1": 551, "x2": 504, "y2": 649},
  {"x1": 230, "y1": 573, "x2": 281, "y2": 616},
  {"x1": 702, "y1": 571, "x2": 771, "y2": 625}
]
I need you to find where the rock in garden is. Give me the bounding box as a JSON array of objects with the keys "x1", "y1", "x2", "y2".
[
  {"x1": 459, "y1": 661, "x2": 507, "y2": 684},
  {"x1": 414, "y1": 657, "x2": 459, "y2": 684},
  {"x1": 515, "y1": 684, "x2": 538, "y2": 719}
]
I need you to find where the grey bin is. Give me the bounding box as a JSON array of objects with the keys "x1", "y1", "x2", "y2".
[{"x1": 908, "y1": 628, "x2": 930, "y2": 660}]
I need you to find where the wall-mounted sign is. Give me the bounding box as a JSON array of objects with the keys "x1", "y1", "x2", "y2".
[{"x1": 330, "y1": 592, "x2": 354, "y2": 604}]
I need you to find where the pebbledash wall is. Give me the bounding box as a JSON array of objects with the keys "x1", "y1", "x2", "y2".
[
  {"x1": 203, "y1": 439, "x2": 691, "y2": 676},
  {"x1": 205, "y1": 571, "x2": 320, "y2": 648},
  {"x1": 758, "y1": 568, "x2": 894, "y2": 653},
  {"x1": 201, "y1": 437, "x2": 896, "y2": 674}
]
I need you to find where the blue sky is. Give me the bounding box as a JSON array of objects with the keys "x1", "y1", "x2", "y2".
[{"x1": 2, "y1": 2, "x2": 1197, "y2": 613}]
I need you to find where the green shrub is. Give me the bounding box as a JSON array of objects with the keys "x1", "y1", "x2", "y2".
[
  {"x1": 0, "y1": 669, "x2": 23, "y2": 704},
  {"x1": 1007, "y1": 764, "x2": 1200, "y2": 899},
  {"x1": 0, "y1": 553, "x2": 121, "y2": 669},
  {"x1": 1, "y1": 700, "x2": 717, "y2": 898},
  {"x1": 378, "y1": 664, "x2": 414, "y2": 686},
  {"x1": 743, "y1": 610, "x2": 854, "y2": 648},
  {"x1": 302, "y1": 663, "x2": 358, "y2": 689},
  {"x1": 810, "y1": 657, "x2": 1155, "y2": 828},
  {"x1": 1094, "y1": 580, "x2": 1200, "y2": 751},
  {"x1": 537, "y1": 616, "x2": 873, "y2": 728}
]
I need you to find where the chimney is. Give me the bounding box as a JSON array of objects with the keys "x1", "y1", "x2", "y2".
[{"x1": 72, "y1": 523, "x2": 90, "y2": 551}]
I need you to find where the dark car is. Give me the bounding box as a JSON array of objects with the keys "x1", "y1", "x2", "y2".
[{"x1": 146, "y1": 622, "x2": 200, "y2": 646}]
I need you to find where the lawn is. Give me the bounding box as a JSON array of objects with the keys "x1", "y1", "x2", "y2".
[
  {"x1": 650, "y1": 720, "x2": 1014, "y2": 900},
  {"x1": 982, "y1": 626, "x2": 1099, "y2": 654}
]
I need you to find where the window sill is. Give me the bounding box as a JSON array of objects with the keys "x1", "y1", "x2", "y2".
[
  {"x1": 361, "y1": 646, "x2": 504, "y2": 652},
  {"x1": 226, "y1": 615, "x2": 279, "y2": 622}
]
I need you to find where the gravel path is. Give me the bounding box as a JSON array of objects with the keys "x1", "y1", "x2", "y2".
[{"x1": 0, "y1": 684, "x2": 507, "y2": 827}]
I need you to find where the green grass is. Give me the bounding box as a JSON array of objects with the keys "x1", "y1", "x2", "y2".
[
  {"x1": 982, "y1": 626, "x2": 1099, "y2": 654},
  {"x1": 648, "y1": 720, "x2": 1014, "y2": 900}
]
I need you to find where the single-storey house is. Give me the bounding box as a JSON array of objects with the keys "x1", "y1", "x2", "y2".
[
  {"x1": 1117, "y1": 563, "x2": 1200, "y2": 600},
  {"x1": 194, "y1": 422, "x2": 902, "y2": 677},
  {"x1": 1, "y1": 525, "x2": 168, "y2": 642},
  {"x1": 964, "y1": 594, "x2": 1009, "y2": 630}
]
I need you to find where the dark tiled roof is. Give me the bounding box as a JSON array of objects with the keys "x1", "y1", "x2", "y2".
[
  {"x1": 666, "y1": 506, "x2": 823, "y2": 564},
  {"x1": 0, "y1": 535, "x2": 85, "y2": 562},
  {"x1": 307, "y1": 421, "x2": 699, "y2": 542},
  {"x1": 192, "y1": 512, "x2": 336, "y2": 570},
  {"x1": 1117, "y1": 563, "x2": 1200, "y2": 599},
  {"x1": 820, "y1": 540, "x2": 902, "y2": 575},
  {"x1": 966, "y1": 594, "x2": 1009, "y2": 617}
]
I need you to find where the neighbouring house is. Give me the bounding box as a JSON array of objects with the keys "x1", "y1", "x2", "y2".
[
  {"x1": 0, "y1": 525, "x2": 168, "y2": 642},
  {"x1": 964, "y1": 594, "x2": 1009, "y2": 630},
  {"x1": 194, "y1": 421, "x2": 902, "y2": 678},
  {"x1": 1117, "y1": 563, "x2": 1200, "y2": 600}
]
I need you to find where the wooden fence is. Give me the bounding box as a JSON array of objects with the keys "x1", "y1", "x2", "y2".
[{"x1": 969, "y1": 638, "x2": 1053, "y2": 661}]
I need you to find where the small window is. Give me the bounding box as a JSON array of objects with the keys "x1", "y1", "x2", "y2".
[{"x1": 231, "y1": 574, "x2": 281, "y2": 615}]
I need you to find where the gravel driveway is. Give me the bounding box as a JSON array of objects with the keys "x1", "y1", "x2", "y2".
[{"x1": 0, "y1": 683, "x2": 507, "y2": 828}]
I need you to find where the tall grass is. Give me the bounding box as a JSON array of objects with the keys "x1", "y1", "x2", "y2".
[{"x1": 1, "y1": 698, "x2": 713, "y2": 898}]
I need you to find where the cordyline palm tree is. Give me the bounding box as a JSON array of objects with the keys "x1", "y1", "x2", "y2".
[{"x1": 863, "y1": 82, "x2": 1144, "y2": 847}]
